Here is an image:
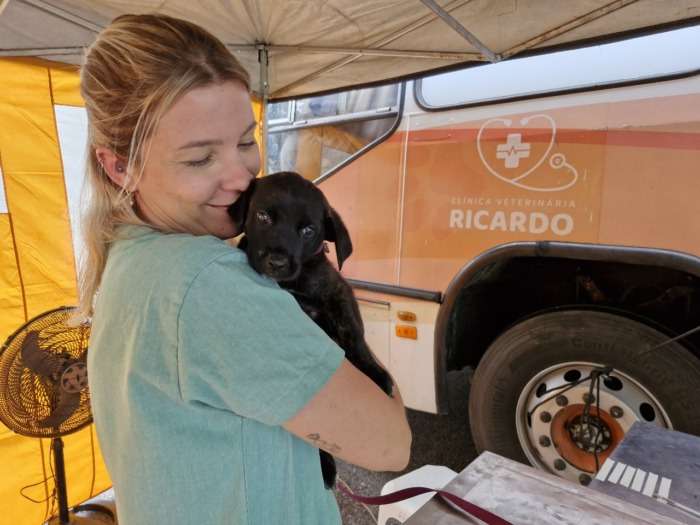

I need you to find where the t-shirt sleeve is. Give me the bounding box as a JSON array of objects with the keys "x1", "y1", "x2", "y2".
[{"x1": 177, "y1": 251, "x2": 345, "y2": 426}]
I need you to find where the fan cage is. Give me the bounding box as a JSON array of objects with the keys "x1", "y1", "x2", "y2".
[{"x1": 0, "y1": 307, "x2": 92, "y2": 438}]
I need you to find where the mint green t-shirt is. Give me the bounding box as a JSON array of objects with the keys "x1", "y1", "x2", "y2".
[{"x1": 88, "y1": 225, "x2": 344, "y2": 525}]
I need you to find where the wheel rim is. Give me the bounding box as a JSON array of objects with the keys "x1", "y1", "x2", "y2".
[{"x1": 515, "y1": 361, "x2": 672, "y2": 484}]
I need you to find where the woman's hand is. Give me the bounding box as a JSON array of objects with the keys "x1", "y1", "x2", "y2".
[{"x1": 283, "y1": 359, "x2": 412, "y2": 472}]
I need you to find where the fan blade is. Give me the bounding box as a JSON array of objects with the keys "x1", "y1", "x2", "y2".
[
  {"x1": 38, "y1": 390, "x2": 81, "y2": 428},
  {"x1": 20, "y1": 331, "x2": 65, "y2": 378}
]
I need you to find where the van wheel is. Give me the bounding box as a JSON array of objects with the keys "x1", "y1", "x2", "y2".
[{"x1": 468, "y1": 310, "x2": 700, "y2": 485}]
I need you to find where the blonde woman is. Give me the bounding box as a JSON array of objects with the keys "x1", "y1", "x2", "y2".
[{"x1": 80, "y1": 14, "x2": 411, "y2": 525}]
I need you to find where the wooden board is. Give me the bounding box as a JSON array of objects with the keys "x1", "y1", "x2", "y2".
[{"x1": 405, "y1": 452, "x2": 683, "y2": 524}]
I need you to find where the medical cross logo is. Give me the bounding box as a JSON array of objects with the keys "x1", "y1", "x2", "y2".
[
  {"x1": 496, "y1": 133, "x2": 531, "y2": 168},
  {"x1": 476, "y1": 114, "x2": 580, "y2": 192}
]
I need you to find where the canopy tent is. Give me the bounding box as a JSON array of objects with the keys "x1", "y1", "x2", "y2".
[
  {"x1": 1, "y1": 2, "x2": 700, "y2": 524},
  {"x1": 2, "y1": 0, "x2": 700, "y2": 100}
]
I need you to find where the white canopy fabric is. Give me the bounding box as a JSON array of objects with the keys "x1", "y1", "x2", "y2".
[{"x1": 1, "y1": 0, "x2": 699, "y2": 100}]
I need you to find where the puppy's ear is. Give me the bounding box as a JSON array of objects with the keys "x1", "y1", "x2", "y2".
[
  {"x1": 228, "y1": 179, "x2": 256, "y2": 232},
  {"x1": 324, "y1": 206, "x2": 353, "y2": 270}
]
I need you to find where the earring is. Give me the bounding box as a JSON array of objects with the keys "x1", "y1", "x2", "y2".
[{"x1": 124, "y1": 190, "x2": 135, "y2": 207}]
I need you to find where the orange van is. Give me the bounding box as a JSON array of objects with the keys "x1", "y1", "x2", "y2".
[{"x1": 267, "y1": 25, "x2": 700, "y2": 484}]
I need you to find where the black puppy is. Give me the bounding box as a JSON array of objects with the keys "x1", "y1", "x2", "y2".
[{"x1": 229, "y1": 171, "x2": 393, "y2": 489}]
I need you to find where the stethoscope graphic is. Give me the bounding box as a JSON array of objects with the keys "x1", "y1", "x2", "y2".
[{"x1": 476, "y1": 114, "x2": 579, "y2": 192}]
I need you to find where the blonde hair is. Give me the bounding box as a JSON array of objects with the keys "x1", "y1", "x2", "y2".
[{"x1": 77, "y1": 13, "x2": 250, "y2": 319}]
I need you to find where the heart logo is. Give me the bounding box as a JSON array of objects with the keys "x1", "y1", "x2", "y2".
[{"x1": 476, "y1": 114, "x2": 578, "y2": 192}]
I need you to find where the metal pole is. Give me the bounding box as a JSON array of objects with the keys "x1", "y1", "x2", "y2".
[
  {"x1": 420, "y1": 0, "x2": 499, "y2": 62},
  {"x1": 265, "y1": 45, "x2": 478, "y2": 60},
  {"x1": 19, "y1": 0, "x2": 103, "y2": 32},
  {"x1": 501, "y1": 0, "x2": 640, "y2": 59},
  {"x1": 257, "y1": 44, "x2": 269, "y2": 176},
  {"x1": 52, "y1": 437, "x2": 70, "y2": 524}
]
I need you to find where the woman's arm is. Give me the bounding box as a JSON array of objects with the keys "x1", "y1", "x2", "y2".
[{"x1": 283, "y1": 359, "x2": 412, "y2": 472}]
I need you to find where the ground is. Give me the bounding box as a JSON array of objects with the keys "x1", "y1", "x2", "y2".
[{"x1": 333, "y1": 368, "x2": 479, "y2": 524}]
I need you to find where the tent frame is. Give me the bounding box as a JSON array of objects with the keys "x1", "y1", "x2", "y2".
[{"x1": 1, "y1": 0, "x2": 682, "y2": 99}]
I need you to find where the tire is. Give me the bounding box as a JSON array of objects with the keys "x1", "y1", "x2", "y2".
[{"x1": 468, "y1": 310, "x2": 700, "y2": 483}]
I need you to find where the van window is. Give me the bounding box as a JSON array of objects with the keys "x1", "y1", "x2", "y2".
[
  {"x1": 417, "y1": 25, "x2": 700, "y2": 109},
  {"x1": 267, "y1": 84, "x2": 401, "y2": 181}
]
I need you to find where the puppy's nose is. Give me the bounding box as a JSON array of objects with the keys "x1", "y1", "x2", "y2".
[{"x1": 266, "y1": 254, "x2": 289, "y2": 272}]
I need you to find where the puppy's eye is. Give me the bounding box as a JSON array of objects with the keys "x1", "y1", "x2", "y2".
[
  {"x1": 256, "y1": 210, "x2": 272, "y2": 225},
  {"x1": 299, "y1": 225, "x2": 316, "y2": 239}
]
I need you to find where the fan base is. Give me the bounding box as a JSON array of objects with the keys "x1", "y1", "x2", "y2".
[{"x1": 45, "y1": 504, "x2": 115, "y2": 525}]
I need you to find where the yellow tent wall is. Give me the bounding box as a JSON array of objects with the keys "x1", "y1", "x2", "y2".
[
  {"x1": 0, "y1": 58, "x2": 110, "y2": 525},
  {"x1": 0, "y1": 58, "x2": 263, "y2": 523}
]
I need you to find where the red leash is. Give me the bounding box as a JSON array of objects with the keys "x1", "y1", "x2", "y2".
[{"x1": 337, "y1": 482, "x2": 513, "y2": 525}]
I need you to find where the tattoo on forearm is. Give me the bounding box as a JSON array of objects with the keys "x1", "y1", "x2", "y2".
[{"x1": 307, "y1": 433, "x2": 342, "y2": 454}]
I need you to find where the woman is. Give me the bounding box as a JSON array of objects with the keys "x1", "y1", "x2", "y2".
[{"x1": 80, "y1": 13, "x2": 411, "y2": 525}]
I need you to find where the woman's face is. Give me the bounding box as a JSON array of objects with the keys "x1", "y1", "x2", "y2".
[{"x1": 134, "y1": 80, "x2": 260, "y2": 239}]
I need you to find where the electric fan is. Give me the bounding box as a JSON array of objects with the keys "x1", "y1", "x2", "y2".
[{"x1": 0, "y1": 306, "x2": 114, "y2": 524}]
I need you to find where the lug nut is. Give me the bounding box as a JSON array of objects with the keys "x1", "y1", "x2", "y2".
[
  {"x1": 554, "y1": 459, "x2": 566, "y2": 471},
  {"x1": 540, "y1": 411, "x2": 552, "y2": 423},
  {"x1": 555, "y1": 395, "x2": 568, "y2": 406},
  {"x1": 610, "y1": 406, "x2": 624, "y2": 418},
  {"x1": 539, "y1": 436, "x2": 551, "y2": 447},
  {"x1": 583, "y1": 393, "x2": 595, "y2": 403},
  {"x1": 579, "y1": 474, "x2": 592, "y2": 486}
]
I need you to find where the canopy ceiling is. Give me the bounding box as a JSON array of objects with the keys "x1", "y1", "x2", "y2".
[{"x1": 1, "y1": 0, "x2": 699, "y2": 100}]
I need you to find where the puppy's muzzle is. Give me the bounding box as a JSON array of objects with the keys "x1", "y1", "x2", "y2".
[
  {"x1": 265, "y1": 253, "x2": 289, "y2": 273},
  {"x1": 258, "y1": 251, "x2": 298, "y2": 281}
]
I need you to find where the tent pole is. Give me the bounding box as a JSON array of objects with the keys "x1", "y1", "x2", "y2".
[
  {"x1": 420, "y1": 0, "x2": 499, "y2": 62},
  {"x1": 257, "y1": 44, "x2": 269, "y2": 176},
  {"x1": 19, "y1": 0, "x2": 103, "y2": 32},
  {"x1": 501, "y1": 0, "x2": 640, "y2": 59}
]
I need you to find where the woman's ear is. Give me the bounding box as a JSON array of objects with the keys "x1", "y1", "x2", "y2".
[{"x1": 95, "y1": 147, "x2": 131, "y2": 190}]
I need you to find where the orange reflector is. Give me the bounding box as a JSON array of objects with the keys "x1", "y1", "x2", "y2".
[
  {"x1": 395, "y1": 325, "x2": 417, "y2": 339},
  {"x1": 397, "y1": 311, "x2": 416, "y2": 322}
]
